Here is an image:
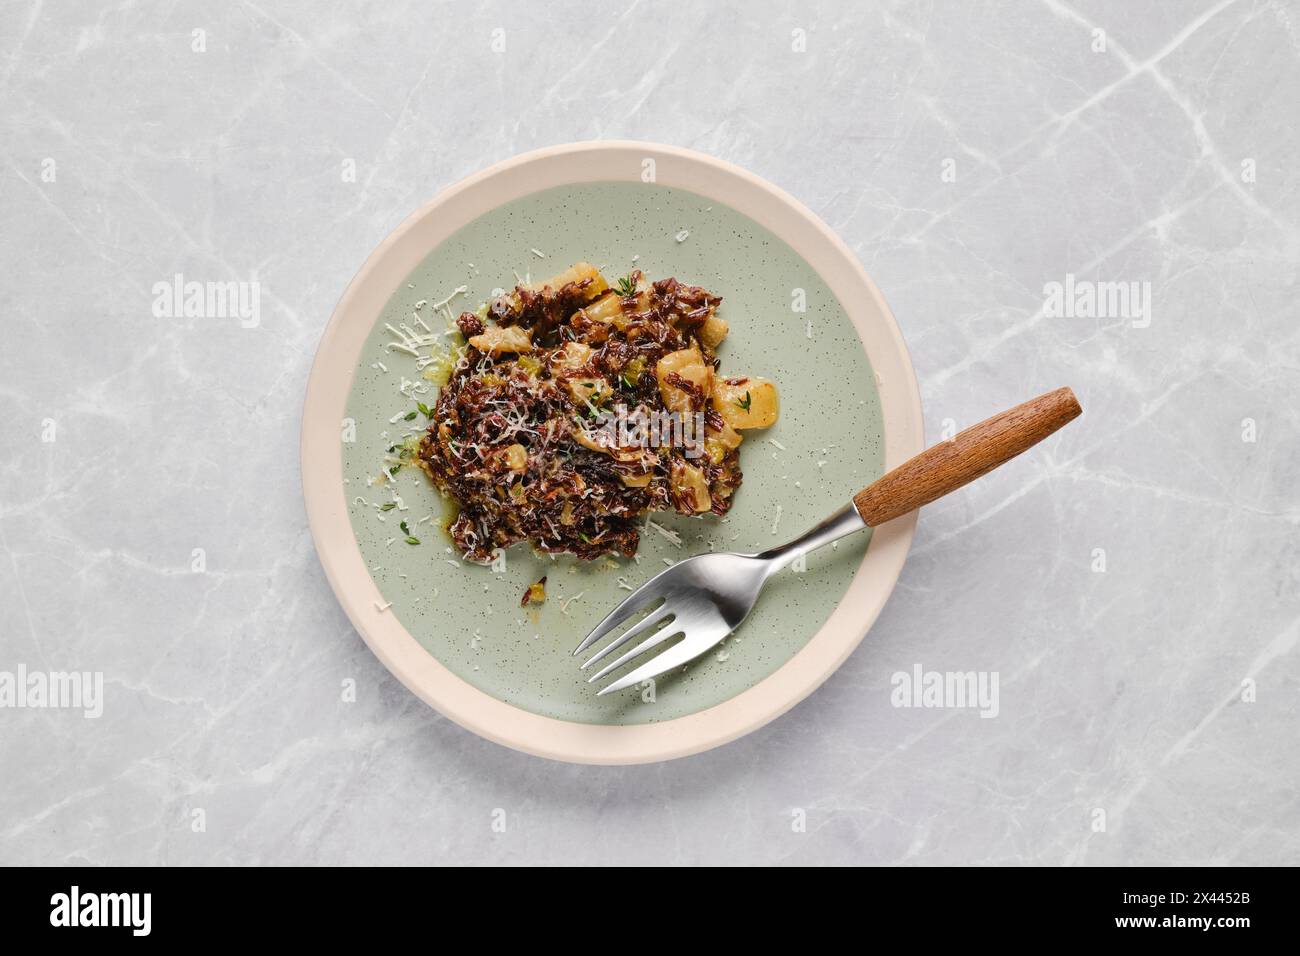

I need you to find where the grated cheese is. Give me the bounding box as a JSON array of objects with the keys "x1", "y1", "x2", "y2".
[
  {"x1": 431, "y1": 285, "x2": 468, "y2": 310},
  {"x1": 646, "y1": 519, "x2": 682, "y2": 547},
  {"x1": 559, "y1": 591, "x2": 586, "y2": 615}
]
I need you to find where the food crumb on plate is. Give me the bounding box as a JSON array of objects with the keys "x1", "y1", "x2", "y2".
[
  {"x1": 560, "y1": 591, "x2": 585, "y2": 611},
  {"x1": 521, "y1": 576, "x2": 547, "y2": 607}
]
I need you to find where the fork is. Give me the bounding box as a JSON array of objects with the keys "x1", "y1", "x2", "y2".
[{"x1": 574, "y1": 387, "x2": 1082, "y2": 695}]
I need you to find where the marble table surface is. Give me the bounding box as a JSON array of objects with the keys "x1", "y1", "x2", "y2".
[{"x1": 1, "y1": 0, "x2": 1296, "y2": 866}]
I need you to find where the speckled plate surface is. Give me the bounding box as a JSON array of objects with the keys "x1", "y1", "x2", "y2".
[{"x1": 303, "y1": 142, "x2": 923, "y2": 763}]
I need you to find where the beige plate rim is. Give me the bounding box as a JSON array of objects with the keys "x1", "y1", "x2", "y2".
[{"x1": 301, "y1": 141, "x2": 923, "y2": 765}]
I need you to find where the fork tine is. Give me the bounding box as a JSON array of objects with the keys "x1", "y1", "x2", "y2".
[
  {"x1": 586, "y1": 624, "x2": 683, "y2": 684},
  {"x1": 572, "y1": 578, "x2": 669, "y2": 656},
  {"x1": 595, "y1": 632, "x2": 718, "y2": 697},
  {"x1": 580, "y1": 610, "x2": 675, "y2": 670}
]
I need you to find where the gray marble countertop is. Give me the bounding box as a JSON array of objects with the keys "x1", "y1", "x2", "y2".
[{"x1": 1, "y1": 0, "x2": 1296, "y2": 866}]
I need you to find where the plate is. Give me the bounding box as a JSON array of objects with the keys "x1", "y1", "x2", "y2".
[{"x1": 302, "y1": 141, "x2": 922, "y2": 764}]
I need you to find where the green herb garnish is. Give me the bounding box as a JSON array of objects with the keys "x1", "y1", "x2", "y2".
[
  {"x1": 405, "y1": 536, "x2": 420, "y2": 545},
  {"x1": 417, "y1": 402, "x2": 433, "y2": 419},
  {"x1": 614, "y1": 274, "x2": 636, "y2": 297},
  {"x1": 388, "y1": 465, "x2": 400, "y2": 477},
  {"x1": 380, "y1": 502, "x2": 397, "y2": 512},
  {"x1": 403, "y1": 410, "x2": 418, "y2": 421},
  {"x1": 399, "y1": 520, "x2": 410, "y2": 534},
  {"x1": 735, "y1": 391, "x2": 752, "y2": 411}
]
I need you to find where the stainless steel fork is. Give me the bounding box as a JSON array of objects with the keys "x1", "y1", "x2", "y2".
[{"x1": 575, "y1": 387, "x2": 1082, "y2": 695}]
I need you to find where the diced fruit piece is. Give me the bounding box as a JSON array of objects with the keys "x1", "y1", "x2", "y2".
[
  {"x1": 551, "y1": 341, "x2": 593, "y2": 371},
  {"x1": 571, "y1": 426, "x2": 610, "y2": 454},
  {"x1": 528, "y1": 261, "x2": 608, "y2": 298},
  {"x1": 469, "y1": 324, "x2": 533, "y2": 355},
  {"x1": 656, "y1": 346, "x2": 713, "y2": 414},
  {"x1": 618, "y1": 470, "x2": 654, "y2": 488},
  {"x1": 699, "y1": 314, "x2": 728, "y2": 350},
  {"x1": 567, "y1": 376, "x2": 610, "y2": 408},
  {"x1": 704, "y1": 423, "x2": 743, "y2": 464},
  {"x1": 712, "y1": 377, "x2": 778, "y2": 429},
  {"x1": 670, "y1": 460, "x2": 712, "y2": 513},
  {"x1": 503, "y1": 444, "x2": 528, "y2": 472}
]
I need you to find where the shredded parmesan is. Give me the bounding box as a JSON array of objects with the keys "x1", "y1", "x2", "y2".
[
  {"x1": 559, "y1": 591, "x2": 586, "y2": 615},
  {"x1": 646, "y1": 519, "x2": 682, "y2": 547},
  {"x1": 431, "y1": 285, "x2": 468, "y2": 310}
]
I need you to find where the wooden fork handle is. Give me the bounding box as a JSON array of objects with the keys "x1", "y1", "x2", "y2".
[{"x1": 852, "y1": 387, "x2": 1082, "y2": 527}]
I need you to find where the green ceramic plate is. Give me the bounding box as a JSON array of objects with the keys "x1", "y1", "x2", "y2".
[{"x1": 304, "y1": 143, "x2": 922, "y2": 762}]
